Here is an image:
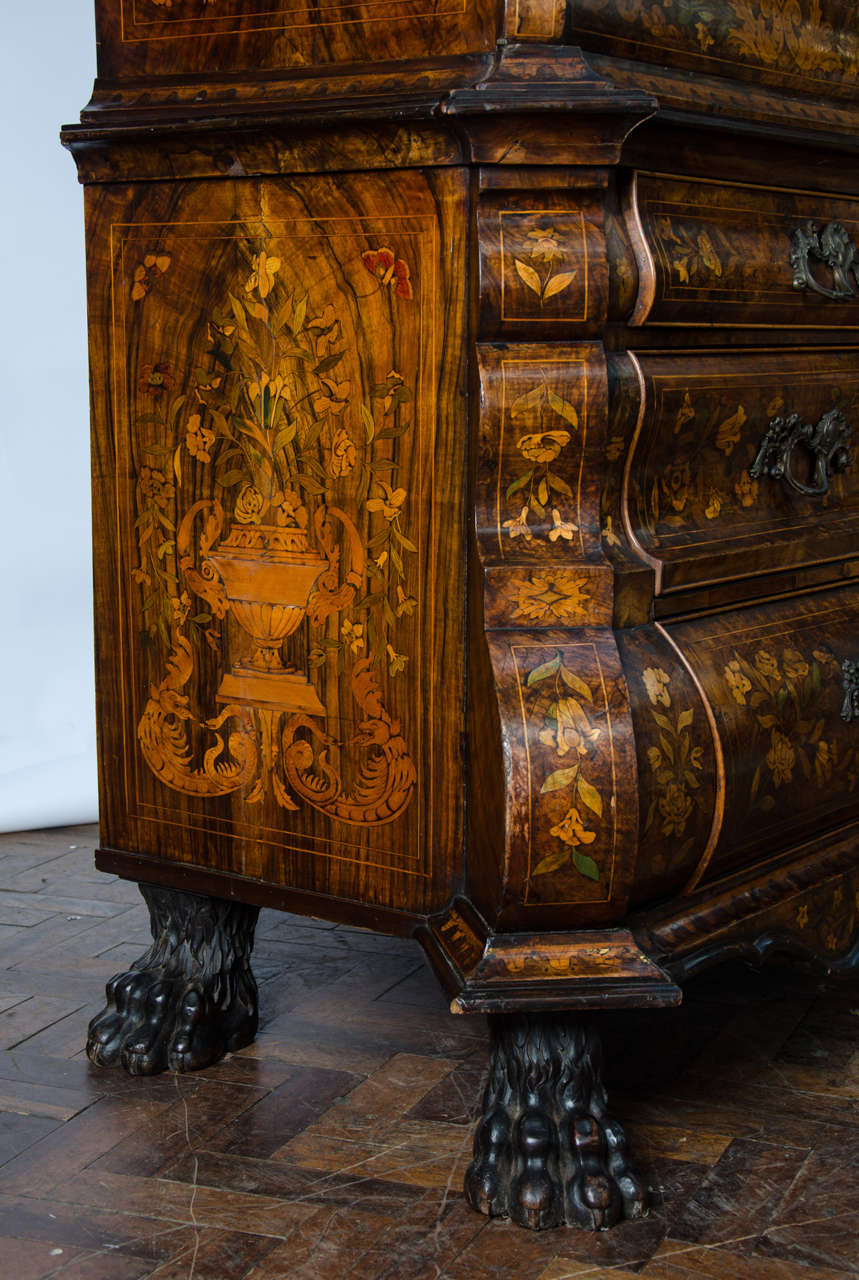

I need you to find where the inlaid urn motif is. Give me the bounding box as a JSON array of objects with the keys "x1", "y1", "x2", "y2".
[{"x1": 207, "y1": 522, "x2": 327, "y2": 715}]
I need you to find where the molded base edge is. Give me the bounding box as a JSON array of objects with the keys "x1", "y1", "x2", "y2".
[
  {"x1": 634, "y1": 827, "x2": 859, "y2": 982},
  {"x1": 416, "y1": 899, "x2": 682, "y2": 1013}
]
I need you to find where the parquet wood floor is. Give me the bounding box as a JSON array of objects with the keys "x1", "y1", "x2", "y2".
[{"x1": 0, "y1": 825, "x2": 857, "y2": 1279}]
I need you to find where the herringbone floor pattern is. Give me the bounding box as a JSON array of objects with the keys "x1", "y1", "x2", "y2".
[{"x1": 0, "y1": 824, "x2": 857, "y2": 1278}]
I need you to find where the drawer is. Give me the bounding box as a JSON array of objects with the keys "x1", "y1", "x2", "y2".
[
  {"x1": 618, "y1": 349, "x2": 859, "y2": 595},
  {"x1": 666, "y1": 586, "x2": 859, "y2": 880},
  {"x1": 627, "y1": 173, "x2": 859, "y2": 328}
]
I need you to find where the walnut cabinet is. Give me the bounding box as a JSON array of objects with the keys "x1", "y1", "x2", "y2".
[{"x1": 63, "y1": 0, "x2": 859, "y2": 1230}]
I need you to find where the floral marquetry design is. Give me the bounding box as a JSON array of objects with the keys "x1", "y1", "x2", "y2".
[
  {"x1": 502, "y1": 641, "x2": 629, "y2": 906},
  {"x1": 615, "y1": 629, "x2": 720, "y2": 896},
  {"x1": 790, "y1": 872, "x2": 859, "y2": 957},
  {"x1": 130, "y1": 237, "x2": 421, "y2": 824},
  {"x1": 512, "y1": 226, "x2": 579, "y2": 306},
  {"x1": 641, "y1": 667, "x2": 707, "y2": 845},
  {"x1": 624, "y1": 351, "x2": 859, "y2": 593},
  {"x1": 567, "y1": 0, "x2": 859, "y2": 98},
  {"x1": 483, "y1": 567, "x2": 612, "y2": 630},
  {"x1": 129, "y1": 236, "x2": 422, "y2": 824},
  {"x1": 501, "y1": 380, "x2": 581, "y2": 547},
  {"x1": 630, "y1": 175, "x2": 859, "y2": 327},
  {"x1": 667, "y1": 590, "x2": 859, "y2": 877},
  {"x1": 131, "y1": 250, "x2": 418, "y2": 690},
  {"x1": 361, "y1": 247, "x2": 413, "y2": 300},
  {"x1": 499, "y1": 212, "x2": 589, "y2": 322},
  {"x1": 101, "y1": 172, "x2": 463, "y2": 888},
  {"x1": 513, "y1": 573, "x2": 592, "y2": 624},
  {"x1": 477, "y1": 350, "x2": 600, "y2": 562},
  {"x1": 656, "y1": 218, "x2": 724, "y2": 287},
  {"x1": 525, "y1": 651, "x2": 605, "y2": 884},
  {"x1": 131, "y1": 252, "x2": 171, "y2": 301},
  {"x1": 720, "y1": 642, "x2": 857, "y2": 813}
]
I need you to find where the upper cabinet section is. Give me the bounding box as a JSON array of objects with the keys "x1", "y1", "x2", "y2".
[
  {"x1": 97, "y1": 0, "x2": 859, "y2": 92},
  {"x1": 567, "y1": 0, "x2": 859, "y2": 103},
  {"x1": 92, "y1": 0, "x2": 511, "y2": 78}
]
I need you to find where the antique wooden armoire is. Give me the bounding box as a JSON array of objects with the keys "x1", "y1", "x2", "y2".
[{"x1": 63, "y1": 0, "x2": 859, "y2": 1231}]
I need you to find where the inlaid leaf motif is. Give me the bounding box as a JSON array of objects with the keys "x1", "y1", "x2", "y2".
[
  {"x1": 547, "y1": 390, "x2": 579, "y2": 428},
  {"x1": 543, "y1": 270, "x2": 577, "y2": 300},
  {"x1": 573, "y1": 851, "x2": 600, "y2": 881},
  {"x1": 514, "y1": 258, "x2": 543, "y2": 296},
  {"x1": 721, "y1": 642, "x2": 855, "y2": 814},
  {"x1": 531, "y1": 848, "x2": 569, "y2": 876},
  {"x1": 541, "y1": 766, "x2": 580, "y2": 794},
  {"x1": 641, "y1": 666, "x2": 707, "y2": 852},
  {"x1": 527, "y1": 653, "x2": 561, "y2": 686},
  {"x1": 577, "y1": 774, "x2": 603, "y2": 818},
  {"x1": 715, "y1": 406, "x2": 746, "y2": 455},
  {"x1": 561, "y1": 667, "x2": 593, "y2": 701}
]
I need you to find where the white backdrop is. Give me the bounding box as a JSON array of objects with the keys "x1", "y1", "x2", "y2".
[{"x1": 0, "y1": 6, "x2": 98, "y2": 831}]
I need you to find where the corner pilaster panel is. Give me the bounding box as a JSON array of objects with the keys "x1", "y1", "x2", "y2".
[{"x1": 468, "y1": 310, "x2": 642, "y2": 928}]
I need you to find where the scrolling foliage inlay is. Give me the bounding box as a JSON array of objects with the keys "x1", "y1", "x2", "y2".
[
  {"x1": 669, "y1": 593, "x2": 859, "y2": 861},
  {"x1": 120, "y1": 219, "x2": 430, "y2": 844},
  {"x1": 567, "y1": 0, "x2": 859, "y2": 97},
  {"x1": 721, "y1": 640, "x2": 858, "y2": 822}
]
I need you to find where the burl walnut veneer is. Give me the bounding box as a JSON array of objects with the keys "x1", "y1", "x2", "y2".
[{"x1": 63, "y1": 0, "x2": 859, "y2": 1231}]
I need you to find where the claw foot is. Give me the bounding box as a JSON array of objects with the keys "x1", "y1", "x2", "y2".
[
  {"x1": 465, "y1": 1012, "x2": 645, "y2": 1230},
  {"x1": 86, "y1": 883, "x2": 260, "y2": 1075}
]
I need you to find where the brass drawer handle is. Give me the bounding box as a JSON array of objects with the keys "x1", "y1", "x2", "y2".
[
  {"x1": 843, "y1": 660, "x2": 859, "y2": 724},
  {"x1": 749, "y1": 408, "x2": 853, "y2": 497},
  {"x1": 790, "y1": 221, "x2": 859, "y2": 300}
]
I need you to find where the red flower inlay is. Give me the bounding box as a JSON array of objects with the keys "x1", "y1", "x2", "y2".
[
  {"x1": 361, "y1": 247, "x2": 413, "y2": 300},
  {"x1": 138, "y1": 362, "x2": 174, "y2": 396}
]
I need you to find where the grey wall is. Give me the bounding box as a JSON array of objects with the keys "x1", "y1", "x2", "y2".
[{"x1": 0, "y1": 5, "x2": 98, "y2": 830}]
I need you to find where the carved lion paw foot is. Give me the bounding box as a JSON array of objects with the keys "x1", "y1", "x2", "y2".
[
  {"x1": 86, "y1": 884, "x2": 259, "y2": 1075},
  {"x1": 87, "y1": 969, "x2": 257, "y2": 1074},
  {"x1": 464, "y1": 1013, "x2": 646, "y2": 1230}
]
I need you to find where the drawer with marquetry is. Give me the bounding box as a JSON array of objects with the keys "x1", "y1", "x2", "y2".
[
  {"x1": 630, "y1": 586, "x2": 859, "y2": 892},
  {"x1": 624, "y1": 172, "x2": 859, "y2": 329},
  {"x1": 607, "y1": 347, "x2": 859, "y2": 598}
]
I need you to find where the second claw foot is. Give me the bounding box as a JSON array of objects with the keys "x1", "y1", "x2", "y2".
[{"x1": 465, "y1": 1012, "x2": 646, "y2": 1231}]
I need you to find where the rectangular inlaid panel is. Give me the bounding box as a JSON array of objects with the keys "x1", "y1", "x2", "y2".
[
  {"x1": 484, "y1": 631, "x2": 639, "y2": 914},
  {"x1": 85, "y1": 171, "x2": 466, "y2": 914},
  {"x1": 477, "y1": 186, "x2": 608, "y2": 339},
  {"x1": 475, "y1": 344, "x2": 605, "y2": 566},
  {"x1": 94, "y1": 0, "x2": 496, "y2": 77}
]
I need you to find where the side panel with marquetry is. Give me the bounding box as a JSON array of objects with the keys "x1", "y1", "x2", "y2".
[{"x1": 86, "y1": 170, "x2": 467, "y2": 916}]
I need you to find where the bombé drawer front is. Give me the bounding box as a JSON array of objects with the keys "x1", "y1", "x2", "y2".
[
  {"x1": 618, "y1": 348, "x2": 859, "y2": 596},
  {"x1": 626, "y1": 172, "x2": 859, "y2": 329},
  {"x1": 664, "y1": 586, "x2": 859, "y2": 881}
]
